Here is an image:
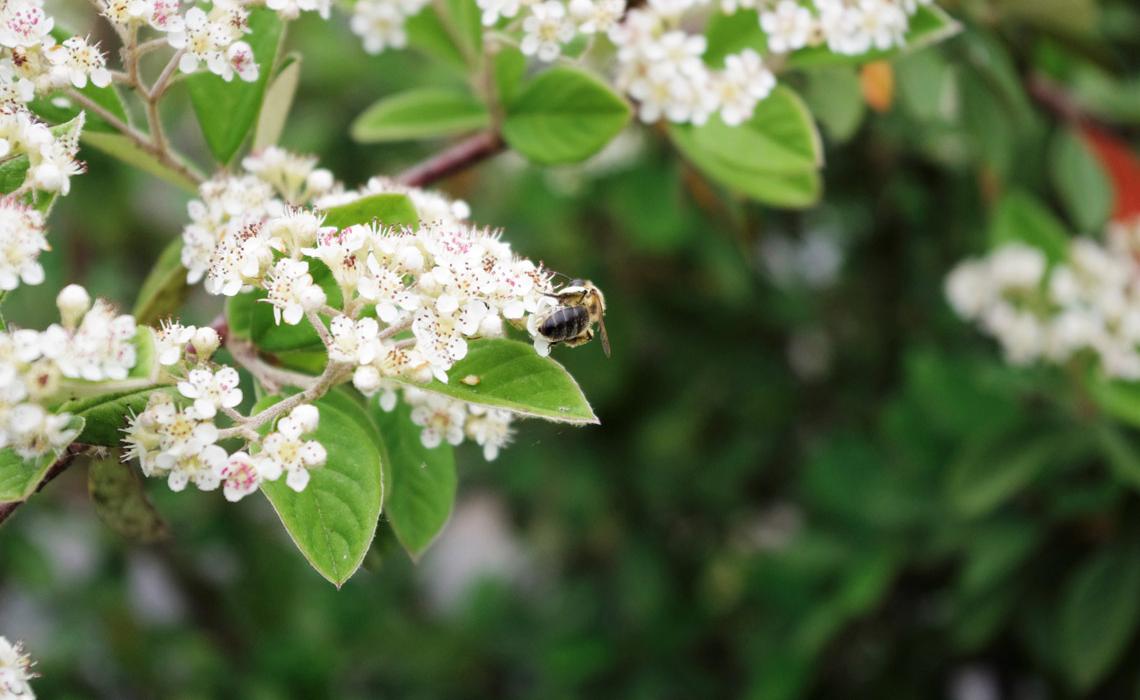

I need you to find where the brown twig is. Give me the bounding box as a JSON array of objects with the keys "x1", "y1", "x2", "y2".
[
  {"x1": 397, "y1": 131, "x2": 505, "y2": 187},
  {"x1": 0, "y1": 444, "x2": 90, "y2": 526}
]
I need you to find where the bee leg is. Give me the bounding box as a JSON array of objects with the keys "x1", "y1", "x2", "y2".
[{"x1": 562, "y1": 329, "x2": 594, "y2": 348}]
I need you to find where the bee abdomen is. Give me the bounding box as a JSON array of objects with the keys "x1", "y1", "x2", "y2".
[{"x1": 539, "y1": 306, "x2": 590, "y2": 342}]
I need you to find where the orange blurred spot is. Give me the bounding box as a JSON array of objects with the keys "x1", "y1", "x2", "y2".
[
  {"x1": 1080, "y1": 125, "x2": 1140, "y2": 223},
  {"x1": 860, "y1": 61, "x2": 895, "y2": 113}
]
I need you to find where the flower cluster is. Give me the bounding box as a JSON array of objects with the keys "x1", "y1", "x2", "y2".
[
  {"x1": 0, "y1": 636, "x2": 35, "y2": 699},
  {"x1": 755, "y1": 0, "x2": 933, "y2": 55},
  {"x1": 946, "y1": 218, "x2": 1140, "y2": 379},
  {"x1": 124, "y1": 388, "x2": 326, "y2": 502},
  {"x1": 1, "y1": 0, "x2": 113, "y2": 98},
  {"x1": 0, "y1": 107, "x2": 85, "y2": 198},
  {"x1": 350, "y1": 0, "x2": 431, "y2": 54},
  {"x1": 0, "y1": 285, "x2": 137, "y2": 461},
  {"x1": 401, "y1": 387, "x2": 516, "y2": 460},
  {"x1": 180, "y1": 146, "x2": 338, "y2": 289},
  {"x1": 95, "y1": 0, "x2": 272, "y2": 83}
]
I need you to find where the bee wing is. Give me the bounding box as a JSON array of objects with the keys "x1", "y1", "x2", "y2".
[{"x1": 597, "y1": 314, "x2": 612, "y2": 358}]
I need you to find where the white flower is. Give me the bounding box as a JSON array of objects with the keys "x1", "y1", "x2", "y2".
[
  {"x1": 0, "y1": 636, "x2": 35, "y2": 698},
  {"x1": 167, "y1": 3, "x2": 253, "y2": 80},
  {"x1": 0, "y1": 0, "x2": 54, "y2": 48},
  {"x1": 218, "y1": 450, "x2": 271, "y2": 502},
  {"x1": 155, "y1": 320, "x2": 195, "y2": 365},
  {"x1": 5, "y1": 403, "x2": 78, "y2": 459},
  {"x1": 263, "y1": 258, "x2": 327, "y2": 325},
  {"x1": 759, "y1": 0, "x2": 814, "y2": 54},
  {"x1": 409, "y1": 390, "x2": 467, "y2": 448},
  {"x1": 177, "y1": 367, "x2": 242, "y2": 419},
  {"x1": 266, "y1": 0, "x2": 332, "y2": 20},
  {"x1": 43, "y1": 300, "x2": 137, "y2": 381},
  {"x1": 521, "y1": 1, "x2": 576, "y2": 62},
  {"x1": 351, "y1": 0, "x2": 417, "y2": 54},
  {"x1": 258, "y1": 404, "x2": 325, "y2": 492},
  {"x1": 328, "y1": 315, "x2": 380, "y2": 365},
  {"x1": 714, "y1": 49, "x2": 775, "y2": 125},
  {"x1": 570, "y1": 0, "x2": 624, "y2": 34},
  {"x1": 476, "y1": 0, "x2": 521, "y2": 26},
  {"x1": 46, "y1": 36, "x2": 113, "y2": 89},
  {"x1": 0, "y1": 197, "x2": 48, "y2": 291},
  {"x1": 465, "y1": 406, "x2": 514, "y2": 460}
]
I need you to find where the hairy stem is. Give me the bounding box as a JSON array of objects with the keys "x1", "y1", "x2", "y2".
[
  {"x1": 397, "y1": 131, "x2": 505, "y2": 187},
  {"x1": 227, "y1": 338, "x2": 320, "y2": 393}
]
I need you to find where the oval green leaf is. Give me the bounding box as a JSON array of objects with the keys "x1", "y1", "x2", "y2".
[
  {"x1": 392, "y1": 338, "x2": 598, "y2": 424},
  {"x1": 372, "y1": 399, "x2": 457, "y2": 559},
  {"x1": 502, "y1": 67, "x2": 631, "y2": 165},
  {"x1": 257, "y1": 392, "x2": 385, "y2": 587},
  {"x1": 187, "y1": 8, "x2": 283, "y2": 164},
  {"x1": 1059, "y1": 545, "x2": 1140, "y2": 691},
  {"x1": 88, "y1": 457, "x2": 169, "y2": 542},
  {"x1": 352, "y1": 88, "x2": 490, "y2": 143}
]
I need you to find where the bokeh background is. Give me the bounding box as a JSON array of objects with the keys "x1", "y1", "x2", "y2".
[{"x1": 4, "y1": 0, "x2": 1140, "y2": 697}]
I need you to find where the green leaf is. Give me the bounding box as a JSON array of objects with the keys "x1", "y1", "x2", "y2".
[
  {"x1": 133, "y1": 238, "x2": 191, "y2": 325},
  {"x1": 502, "y1": 67, "x2": 631, "y2": 165},
  {"x1": 0, "y1": 156, "x2": 29, "y2": 194},
  {"x1": 668, "y1": 87, "x2": 823, "y2": 207},
  {"x1": 946, "y1": 430, "x2": 1077, "y2": 518},
  {"x1": 493, "y1": 46, "x2": 527, "y2": 104},
  {"x1": 703, "y1": 10, "x2": 766, "y2": 67},
  {"x1": 58, "y1": 387, "x2": 174, "y2": 447},
  {"x1": 1095, "y1": 424, "x2": 1140, "y2": 493},
  {"x1": 187, "y1": 8, "x2": 283, "y2": 164},
  {"x1": 0, "y1": 417, "x2": 84, "y2": 503},
  {"x1": 439, "y1": 0, "x2": 483, "y2": 63},
  {"x1": 372, "y1": 399, "x2": 457, "y2": 559},
  {"x1": 1049, "y1": 128, "x2": 1112, "y2": 233},
  {"x1": 31, "y1": 83, "x2": 129, "y2": 134},
  {"x1": 1059, "y1": 545, "x2": 1140, "y2": 691},
  {"x1": 802, "y1": 67, "x2": 866, "y2": 143},
  {"x1": 257, "y1": 392, "x2": 385, "y2": 587},
  {"x1": 787, "y1": 6, "x2": 961, "y2": 69},
  {"x1": 88, "y1": 457, "x2": 169, "y2": 543},
  {"x1": 392, "y1": 338, "x2": 598, "y2": 424},
  {"x1": 253, "y1": 54, "x2": 302, "y2": 151},
  {"x1": 321, "y1": 193, "x2": 420, "y2": 229},
  {"x1": 988, "y1": 191, "x2": 1071, "y2": 264},
  {"x1": 81, "y1": 131, "x2": 199, "y2": 194},
  {"x1": 406, "y1": 7, "x2": 467, "y2": 71},
  {"x1": 352, "y1": 88, "x2": 490, "y2": 143}
]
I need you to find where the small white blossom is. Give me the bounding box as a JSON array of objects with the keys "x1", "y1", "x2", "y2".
[
  {"x1": 0, "y1": 636, "x2": 35, "y2": 698},
  {"x1": 263, "y1": 258, "x2": 327, "y2": 325},
  {"x1": 521, "y1": 1, "x2": 576, "y2": 62},
  {"x1": 760, "y1": 0, "x2": 815, "y2": 54},
  {"x1": 0, "y1": 197, "x2": 48, "y2": 291},
  {"x1": 177, "y1": 367, "x2": 242, "y2": 419},
  {"x1": 258, "y1": 404, "x2": 326, "y2": 492}
]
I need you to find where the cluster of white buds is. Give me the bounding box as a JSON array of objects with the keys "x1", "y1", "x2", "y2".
[
  {"x1": 126, "y1": 320, "x2": 329, "y2": 501},
  {"x1": 0, "y1": 108, "x2": 85, "y2": 199},
  {"x1": 1, "y1": 0, "x2": 113, "y2": 98},
  {"x1": 946, "y1": 218, "x2": 1140, "y2": 379},
  {"x1": 96, "y1": 0, "x2": 262, "y2": 83},
  {"x1": 350, "y1": 0, "x2": 431, "y2": 54},
  {"x1": 0, "y1": 285, "x2": 138, "y2": 460},
  {"x1": 399, "y1": 386, "x2": 516, "y2": 460},
  {"x1": 0, "y1": 636, "x2": 35, "y2": 699}
]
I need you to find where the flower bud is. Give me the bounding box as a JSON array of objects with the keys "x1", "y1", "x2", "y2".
[
  {"x1": 191, "y1": 326, "x2": 221, "y2": 359},
  {"x1": 307, "y1": 168, "x2": 334, "y2": 194},
  {"x1": 56, "y1": 284, "x2": 91, "y2": 329}
]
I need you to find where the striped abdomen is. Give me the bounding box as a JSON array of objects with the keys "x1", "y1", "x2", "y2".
[{"x1": 539, "y1": 305, "x2": 590, "y2": 342}]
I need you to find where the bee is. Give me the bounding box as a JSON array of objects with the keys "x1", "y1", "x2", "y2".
[{"x1": 537, "y1": 278, "x2": 611, "y2": 357}]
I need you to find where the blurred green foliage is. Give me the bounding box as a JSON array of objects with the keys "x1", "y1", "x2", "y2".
[{"x1": 5, "y1": 0, "x2": 1140, "y2": 697}]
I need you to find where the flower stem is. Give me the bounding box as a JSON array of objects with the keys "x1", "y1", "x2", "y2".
[{"x1": 397, "y1": 131, "x2": 505, "y2": 187}]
